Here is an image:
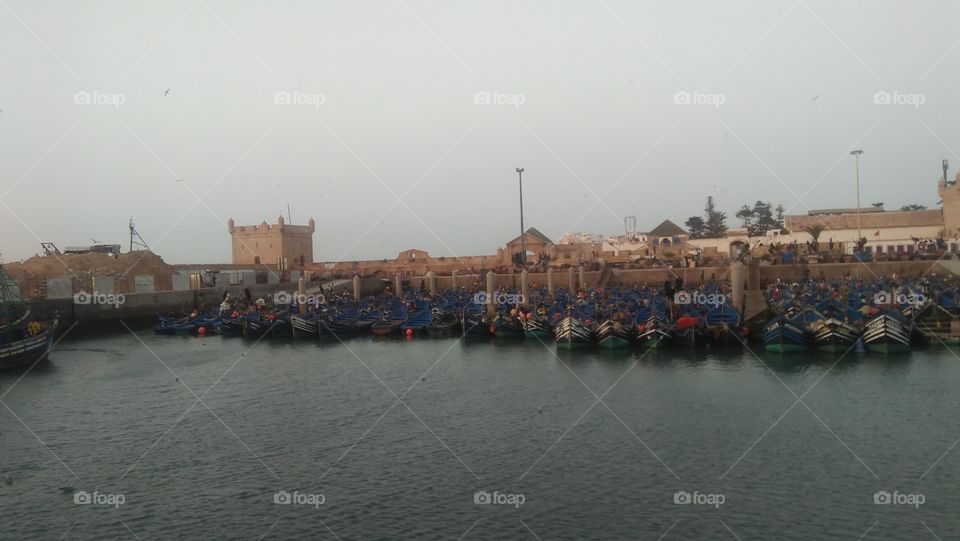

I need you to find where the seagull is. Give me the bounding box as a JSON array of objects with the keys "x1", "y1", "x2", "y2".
[
  {"x1": 812, "y1": 94, "x2": 820, "y2": 101},
  {"x1": 163, "y1": 88, "x2": 172, "y2": 96},
  {"x1": 538, "y1": 406, "x2": 542, "y2": 414},
  {"x1": 90, "y1": 238, "x2": 101, "y2": 244}
]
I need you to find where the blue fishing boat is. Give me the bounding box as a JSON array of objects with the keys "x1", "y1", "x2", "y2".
[
  {"x1": 704, "y1": 304, "x2": 742, "y2": 346},
  {"x1": 401, "y1": 302, "x2": 434, "y2": 334},
  {"x1": 762, "y1": 314, "x2": 811, "y2": 353},
  {"x1": 0, "y1": 267, "x2": 58, "y2": 370}
]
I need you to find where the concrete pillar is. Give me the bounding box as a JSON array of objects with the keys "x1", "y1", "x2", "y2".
[
  {"x1": 394, "y1": 272, "x2": 402, "y2": 298},
  {"x1": 353, "y1": 275, "x2": 361, "y2": 301},
  {"x1": 486, "y1": 271, "x2": 496, "y2": 319},
  {"x1": 451, "y1": 270, "x2": 458, "y2": 290},
  {"x1": 298, "y1": 274, "x2": 307, "y2": 315},
  {"x1": 579, "y1": 264, "x2": 586, "y2": 290},
  {"x1": 731, "y1": 261, "x2": 746, "y2": 313},
  {"x1": 426, "y1": 271, "x2": 436, "y2": 297},
  {"x1": 520, "y1": 270, "x2": 529, "y2": 308},
  {"x1": 547, "y1": 267, "x2": 554, "y2": 295},
  {"x1": 568, "y1": 267, "x2": 575, "y2": 292}
]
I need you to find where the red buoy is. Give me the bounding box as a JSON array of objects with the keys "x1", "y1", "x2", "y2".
[
  {"x1": 405, "y1": 328, "x2": 414, "y2": 336},
  {"x1": 197, "y1": 327, "x2": 207, "y2": 336}
]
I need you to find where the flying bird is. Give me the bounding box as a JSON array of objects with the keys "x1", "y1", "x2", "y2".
[
  {"x1": 812, "y1": 94, "x2": 820, "y2": 101},
  {"x1": 90, "y1": 238, "x2": 101, "y2": 244},
  {"x1": 163, "y1": 88, "x2": 171, "y2": 96}
]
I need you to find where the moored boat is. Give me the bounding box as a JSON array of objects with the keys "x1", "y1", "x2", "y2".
[
  {"x1": 811, "y1": 318, "x2": 861, "y2": 353},
  {"x1": 595, "y1": 319, "x2": 632, "y2": 349},
  {"x1": 762, "y1": 314, "x2": 812, "y2": 353},
  {"x1": 554, "y1": 315, "x2": 594, "y2": 349}
]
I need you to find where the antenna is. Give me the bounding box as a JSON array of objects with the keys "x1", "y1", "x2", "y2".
[
  {"x1": 129, "y1": 217, "x2": 149, "y2": 252},
  {"x1": 287, "y1": 203, "x2": 292, "y2": 224},
  {"x1": 624, "y1": 216, "x2": 637, "y2": 238},
  {"x1": 944, "y1": 159, "x2": 951, "y2": 186}
]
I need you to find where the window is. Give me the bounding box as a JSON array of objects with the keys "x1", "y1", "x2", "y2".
[{"x1": 887, "y1": 245, "x2": 895, "y2": 253}]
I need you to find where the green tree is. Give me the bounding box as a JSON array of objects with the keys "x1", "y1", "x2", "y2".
[
  {"x1": 803, "y1": 224, "x2": 826, "y2": 242},
  {"x1": 736, "y1": 205, "x2": 754, "y2": 230},
  {"x1": 749, "y1": 201, "x2": 777, "y2": 236},
  {"x1": 703, "y1": 196, "x2": 728, "y2": 238},
  {"x1": 901, "y1": 204, "x2": 927, "y2": 211},
  {"x1": 684, "y1": 216, "x2": 706, "y2": 239}
]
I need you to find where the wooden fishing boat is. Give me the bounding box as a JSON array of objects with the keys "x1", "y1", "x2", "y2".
[
  {"x1": 762, "y1": 314, "x2": 811, "y2": 353},
  {"x1": 0, "y1": 276, "x2": 58, "y2": 372},
  {"x1": 554, "y1": 315, "x2": 593, "y2": 349},
  {"x1": 811, "y1": 318, "x2": 861, "y2": 353},
  {"x1": 401, "y1": 304, "x2": 434, "y2": 334},
  {"x1": 460, "y1": 305, "x2": 490, "y2": 337},
  {"x1": 595, "y1": 319, "x2": 632, "y2": 349},
  {"x1": 428, "y1": 310, "x2": 458, "y2": 332},
  {"x1": 704, "y1": 304, "x2": 743, "y2": 346},
  {"x1": 636, "y1": 314, "x2": 672, "y2": 349},
  {"x1": 371, "y1": 306, "x2": 408, "y2": 336},
  {"x1": 862, "y1": 313, "x2": 913, "y2": 353},
  {"x1": 290, "y1": 313, "x2": 320, "y2": 336},
  {"x1": 522, "y1": 313, "x2": 553, "y2": 339}
]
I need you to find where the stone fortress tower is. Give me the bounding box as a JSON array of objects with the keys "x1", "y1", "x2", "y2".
[
  {"x1": 937, "y1": 172, "x2": 960, "y2": 238},
  {"x1": 228, "y1": 216, "x2": 315, "y2": 269}
]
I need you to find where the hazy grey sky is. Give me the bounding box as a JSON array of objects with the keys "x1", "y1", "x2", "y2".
[{"x1": 2, "y1": 0, "x2": 958, "y2": 264}]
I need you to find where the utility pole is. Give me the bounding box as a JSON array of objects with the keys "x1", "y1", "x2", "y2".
[
  {"x1": 516, "y1": 168, "x2": 526, "y2": 266},
  {"x1": 850, "y1": 150, "x2": 864, "y2": 244}
]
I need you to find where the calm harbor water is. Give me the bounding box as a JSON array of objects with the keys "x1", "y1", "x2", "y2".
[{"x1": 2, "y1": 326, "x2": 959, "y2": 540}]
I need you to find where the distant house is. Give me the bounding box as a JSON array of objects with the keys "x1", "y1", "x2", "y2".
[{"x1": 646, "y1": 220, "x2": 689, "y2": 254}]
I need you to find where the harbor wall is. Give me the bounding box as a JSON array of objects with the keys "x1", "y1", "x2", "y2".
[{"x1": 31, "y1": 279, "x2": 388, "y2": 326}]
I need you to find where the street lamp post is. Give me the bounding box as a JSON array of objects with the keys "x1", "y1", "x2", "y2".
[
  {"x1": 850, "y1": 150, "x2": 864, "y2": 245},
  {"x1": 516, "y1": 168, "x2": 525, "y2": 266}
]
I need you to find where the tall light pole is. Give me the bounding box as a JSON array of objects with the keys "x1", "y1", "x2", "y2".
[
  {"x1": 516, "y1": 167, "x2": 525, "y2": 266},
  {"x1": 850, "y1": 150, "x2": 864, "y2": 243}
]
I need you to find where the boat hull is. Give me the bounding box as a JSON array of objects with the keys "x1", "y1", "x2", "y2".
[{"x1": 0, "y1": 326, "x2": 56, "y2": 370}]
